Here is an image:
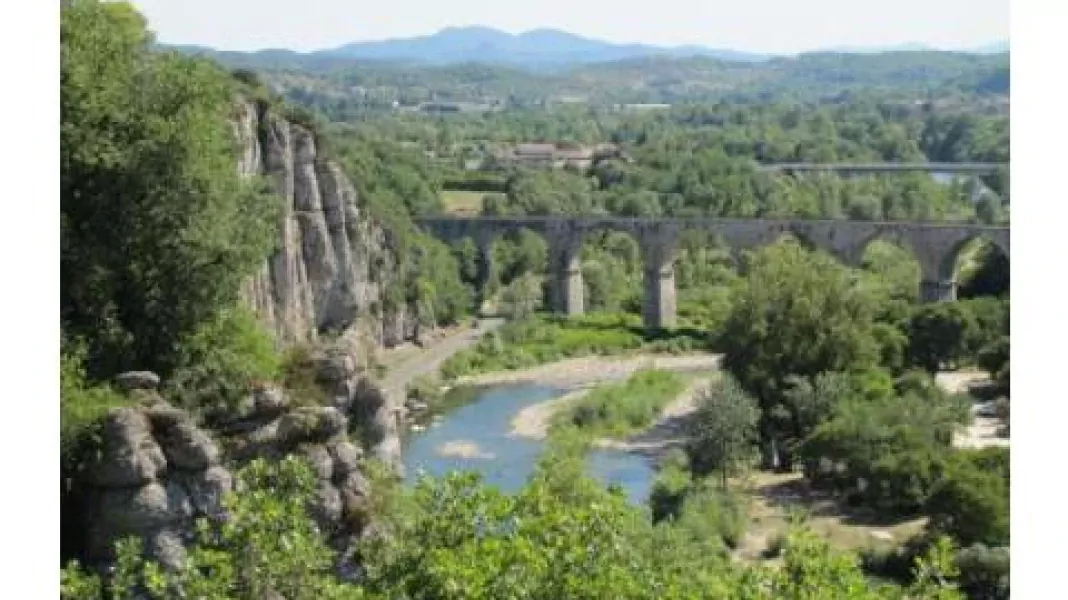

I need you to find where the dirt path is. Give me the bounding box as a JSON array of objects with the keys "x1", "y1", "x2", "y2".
[
  {"x1": 379, "y1": 318, "x2": 505, "y2": 397},
  {"x1": 732, "y1": 472, "x2": 928, "y2": 563},
  {"x1": 936, "y1": 370, "x2": 1010, "y2": 450}
]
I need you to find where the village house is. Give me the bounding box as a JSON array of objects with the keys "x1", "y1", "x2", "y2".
[{"x1": 489, "y1": 142, "x2": 624, "y2": 170}]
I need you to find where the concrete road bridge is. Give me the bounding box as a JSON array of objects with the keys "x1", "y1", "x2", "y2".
[{"x1": 416, "y1": 216, "x2": 1009, "y2": 331}]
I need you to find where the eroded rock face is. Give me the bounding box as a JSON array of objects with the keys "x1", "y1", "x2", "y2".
[
  {"x1": 232, "y1": 100, "x2": 419, "y2": 351},
  {"x1": 71, "y1": 390, "x2": 377, "y2": 574},
  {"x1": 86, "y1": 409, "x2": 168, "y2": 488},
  {"x1": 230, "y1": 102, "x2": 408, "y2": 471}
]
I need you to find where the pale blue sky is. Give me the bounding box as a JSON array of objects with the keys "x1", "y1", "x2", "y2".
[{"x1": 129, "y1": 0, "x2": 1009, "y2": 55}]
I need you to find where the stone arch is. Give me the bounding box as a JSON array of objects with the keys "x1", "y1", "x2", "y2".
[
  {"x1": 702, "y1": 220, "x2": 783, "y2": 272},
  {"x1": 481, "y1": 225, "x2": 556, "y2": 317},
  {"x1": 939, "y1": 233, "x2": 1011, "y2": 299},
  {"x1": 934, "y1": 231, "x2": 1008, "y2": 284},
  {"x1": 852, "y1": 229, "x2": 925, "y2": 300},
  {"x1": 559, "y1": 219, "x2": 650, "y2": 317}
]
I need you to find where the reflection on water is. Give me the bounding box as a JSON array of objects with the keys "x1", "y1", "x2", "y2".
[{"x1": 401, "y1": 383, "x2": 657, "y2": 503}]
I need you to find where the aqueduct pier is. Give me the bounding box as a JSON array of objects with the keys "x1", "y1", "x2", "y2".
[{"x1": 415, "y1": 216, "x2": 1009, "y2": 330}]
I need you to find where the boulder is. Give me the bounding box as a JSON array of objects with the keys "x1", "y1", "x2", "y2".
[
  {"x1": 309, "y1": 482, "x2": 342, "y2": 529},
  {"x1": 318, "y1": 354, "x2": 356, "y2": 387},
  {"x1": 302, "y1": 444, "x2": 335, "y2": 480},
  {"x1": 87, "y1": 408, "x2": 167, "y2": 488},
  {"x1": 278, "y1": 407, "x2": 348, "y2": 444},
  {"x1": 329, "y1": 441, "x2": 363, "y2": 479},
  {"x1": 114, "y1": 371, "x2": 161, "y2": 393},
  {"x1": 253, "y1": 385, "x2": 289, "y2": 418},
  {"x1": 98, "y1": 480, "x2": 193, "y2": 533},
  {"x1": 147, "y1": 528, "x2": 187, "y2": 571},
  {"x1": 337, "y1": 471, "x2": 371, "y2": 500},
  {"x1": 154, "y1": 418, "x2": 220, "y2": 471},
  {"x1": 143, "y1": 403, "x2": 189, "y2": 429},
  {"x1": 179, "y1": 466, "x2": 233, "y2": 519}
]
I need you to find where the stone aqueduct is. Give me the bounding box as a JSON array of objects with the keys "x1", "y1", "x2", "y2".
[{"x1": 415, "y1": 216, "x2": 1010, "y2": 330}]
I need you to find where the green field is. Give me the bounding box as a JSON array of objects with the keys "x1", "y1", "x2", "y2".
[{"x1": 440, "y1": 190, "x2": 502, "y2": 215}]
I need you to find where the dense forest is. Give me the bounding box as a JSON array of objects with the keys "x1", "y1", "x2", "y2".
[
  {"x1": 62, "y1": 1, "x2": 1009, "y2": 597},
  {"x1": 192, "y1": 46, "x2": 1008, "y2": 110}
]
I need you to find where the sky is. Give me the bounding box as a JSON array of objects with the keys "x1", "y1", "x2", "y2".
[{"x1": 128, "y1": 0, "x2": 1009, "y2": 55}]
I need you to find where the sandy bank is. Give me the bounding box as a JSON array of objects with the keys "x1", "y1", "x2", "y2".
[{"x1": 436, "y1": 440, "x2": 496, "y2": 460}]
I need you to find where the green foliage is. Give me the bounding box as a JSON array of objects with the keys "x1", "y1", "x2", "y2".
[
  {"x1": 440, "y1": 313, "x2": 680, "y2": 378},
  {"x1": 553, "y1": 369, "x2": 685, "y2": 439},
  {"x1": 63, "y1": 451, "x2": 968, "y2": 599},
  {"x1": 798, "y1": 371, "x2": 972, "y2": 515},
  {"x1": 954, "y1": 544, "x2": 1009, "y2": 600},
  {"x1": 84, "y1": 457, "x2": 354, "y2": 599},
  {"x1": 60, "y1": 344, "x2": 128, "y2": 463},
  {"x1": 497, "y1": 272, "x2": 544, "y2": 319},
  {"x1": 165, "y1": 307, "x2": 281, "y2": 418},
  {"x1": 719, "y1": 241, "x2": 880, "y2": 467},
  {"x1": 649, "y1": 450, "x2": 692, "y2": 522},
  {"x1": 925, "y1": 448, "x2": 1009, "y2": 547},
  {"x1": 277, "y1": 343, "x2": 333, "y2": 407},
  {"x1": 685, "y1": 376, "x2": 761, "y2": 487},
  {"x1": 976, "y1": 335, "x2": 1009, "y2": 388},
  {"x1": 62, "y1": 0, "x2": 281, "y2": 379},
  {"x1": 907, "y1": 303, "x2": 977, "y2": 372},
  {"x1": 906, "y1": 298, "x2": 1008, "y2": 373},
  {"x1": 957, "y1": 242, "x2": 1009, "y2": 299},
  {"x1": 61, "y1": 560, "x2": 103, "y2": 600},
  {"x1": 667, "y1": 480, "x2": 748, "y2": 551}
]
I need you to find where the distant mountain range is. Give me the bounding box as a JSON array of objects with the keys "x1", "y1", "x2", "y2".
[
  {"x1": 169, "y1": 26, "x2": 1008, "y2": 71},
  {"x1": 322, "y1": 26, "x2": 770, "y2": 66}
]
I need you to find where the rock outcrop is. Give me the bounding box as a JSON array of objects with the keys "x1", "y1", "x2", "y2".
[
  {"x1": 232, "y1": 100, "x2": 419, "y2": 350},
  {"x1": 78, "y1": 404, "x2": 228, "y2": 570},
  {"x1": 229, "y1": 102, "x2": 412, "y2": 468},
  {"x1": 73, "y1": 383, "x2": 375, "y2": 572}
]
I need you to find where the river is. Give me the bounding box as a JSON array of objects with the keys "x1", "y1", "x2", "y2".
[{"x1": 401, "y1": 383, "x2": 657, "y2": 504}]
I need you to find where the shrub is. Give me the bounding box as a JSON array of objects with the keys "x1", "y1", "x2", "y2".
[
  {"x1": 166, "y1": 307, "x2": 281, "y2": 419},
  {"x1": 955, "y1": 544, "x2": 1010, "y2": 600},
  {"x1": 554, "y1": 369, "x2": 685, "y2": 439},
  {"x1": 670, "y1": 481, "x2": 748, "y2": 551},
  {"x1": 925, "y1": 449, "x2": 1009, "y2": 547},
  {"x1": 907, "y1": 302, "x2": 978, "y2": 372},
  {"x1": 798, "y1": 375, "x2": 970, "y2": 516},
  {"x1": 649, "y1": 454, "x2": 692, "y2": 523},
  {"x1": 61, "y1": 344, "x2": 128, "y2": 459},
  {"x1": 685, "y1": 376, "x2": 761, "y2": 487}
]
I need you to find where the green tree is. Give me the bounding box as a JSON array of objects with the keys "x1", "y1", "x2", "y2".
[
  {"x1": 62, "y1": 0, "x2": 280, "y2": 378},
  {"x1": 906, "y1": 303, "x2": 978, "y2": 372},
  {"x1": 719, "y1": 241, "x2": 880, "y2": 468},
  {"x1": 685, "y1": 376, "x2": 761, "y2": 488},
  {"x1": 498, "y1": 272, "x2": 544, "y2": 319},
  {"x1": 926, "y1": 449, "x2": 1010, "y2": 547}
]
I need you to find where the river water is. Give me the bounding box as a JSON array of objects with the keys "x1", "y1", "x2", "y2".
[{"x1": 401, "y1": 383, "x2": 657, "y2": 504}]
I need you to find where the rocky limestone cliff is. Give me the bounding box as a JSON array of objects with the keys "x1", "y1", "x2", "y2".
[
  {"x1": 229, "y1": 101, "x2": 410, "y2": 470},
  {"x1": 232, "y1": 100, "x2": 418, "y2": 350}
]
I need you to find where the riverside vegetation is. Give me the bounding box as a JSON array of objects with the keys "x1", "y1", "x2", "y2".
[{"x1": 62, "y1": 1, "x2": 1008, "y2": 597}]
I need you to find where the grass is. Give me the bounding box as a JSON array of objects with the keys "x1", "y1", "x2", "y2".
[
  {"x1": 440, "y1": 190, "x2": 501, "y2": 215},
  {"x1": 550, "y1": 369, "x2": 686, "y2": 440},
  {"x1": 439, "y1": 313, "x2": 711, "y2": 379}
]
